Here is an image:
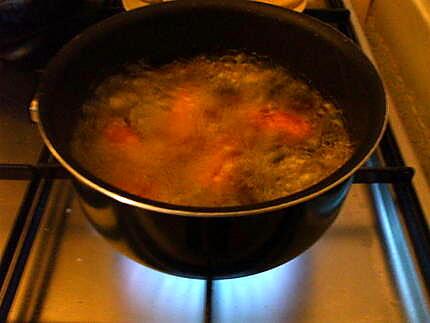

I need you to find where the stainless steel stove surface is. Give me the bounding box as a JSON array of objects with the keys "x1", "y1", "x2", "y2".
[{"x1": 1, "y1": 1, "x2": 429, "y2": 322}]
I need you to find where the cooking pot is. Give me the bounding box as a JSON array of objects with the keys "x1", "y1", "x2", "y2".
[{"x1": 31, "y1": 0, "x2": 386, "y2": 279}]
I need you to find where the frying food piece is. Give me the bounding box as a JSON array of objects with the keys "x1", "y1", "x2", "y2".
[
  {"x1": 250, "y1": 108, "x2": 313, "y2": 142},
  {"x1": 195, "y1": 139, "x2": 241, "y2": 187},
  {"x1": 103, "y1": 118, "x2": 140, "y2": 145},
  {"x1": 164, "y1": 84, "x2": 204, "y2": 143}
]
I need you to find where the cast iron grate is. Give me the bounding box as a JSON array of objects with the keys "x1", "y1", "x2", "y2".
[
  {"x1": 0, "y1": 161, "x2": 417, "y2": 183},
  {"x1": 0, "y1": 2, "x2": 428, "y2": 322}
]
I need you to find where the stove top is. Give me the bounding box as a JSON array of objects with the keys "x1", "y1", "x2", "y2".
[
  {"x1": 3, "y1": 181, "x2": 414, "y2": 322},
  {"x1": 0, "y1": 1, "x2": 429, "y2": 322}
]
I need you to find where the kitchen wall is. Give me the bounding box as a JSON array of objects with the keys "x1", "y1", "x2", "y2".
[
  {"x1": 372, "y1": 0, "x2": 430, "y2": 113},
  {"x1": 350, "y1": 0, "x2": 372, "y2": 25},
  {"x1": 364, "y1": 0, "x2": 430, "y2": 182}
]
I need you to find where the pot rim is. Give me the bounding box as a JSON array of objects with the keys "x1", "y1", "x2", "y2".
[{"x1": 34, "y1": 0, "x2": 388, "y2": 217}]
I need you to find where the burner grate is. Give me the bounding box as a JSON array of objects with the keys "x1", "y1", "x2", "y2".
[{"x1": 0, "y1": 162, "x2": 416, "y2": 184}]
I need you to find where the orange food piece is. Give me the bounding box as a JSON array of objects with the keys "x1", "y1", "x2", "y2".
[
  {"x1": 196, "y1": 139, "x2": 241, "y2": 187},
  {"x1": 103, "y1": 119, "x2": 140, "y2": 145},
  {"x1": 165, "y1": 84, "x2": 203, "y2": 142},
  {"x1": 250, "y1": 108, "x2": 312, "y2": 141}
]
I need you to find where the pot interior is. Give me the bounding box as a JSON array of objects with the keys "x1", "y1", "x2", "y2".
[{"x1": 37, "y1": 0, "x2": 386, "y2": 212}]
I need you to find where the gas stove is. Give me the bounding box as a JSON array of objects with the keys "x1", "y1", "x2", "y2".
[{"x1": 0, "y1": 1, "x2": 429, "y2": 322}]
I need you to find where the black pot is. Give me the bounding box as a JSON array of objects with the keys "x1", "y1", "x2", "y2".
[{"x1": 32, "y1": 0, "x2": 386, "y2": 279}]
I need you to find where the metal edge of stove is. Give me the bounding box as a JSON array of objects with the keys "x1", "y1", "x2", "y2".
[
  {"x1": 368, "y1": 154, "x2": 430, "y2": 322},
  {"x1": 343, "y1": 0, "x2": 430, "y2": 321}
]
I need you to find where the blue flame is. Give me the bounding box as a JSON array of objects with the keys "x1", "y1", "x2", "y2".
[
  {"x1": 213, "y1": 256, "x2": 308, "y2": 322},
  {"x1": 118, "y1": 257, "x2": 205, "y2": 321},
  {"x1": 119, "y1": 251, "x2": 310, "y2": 321}
]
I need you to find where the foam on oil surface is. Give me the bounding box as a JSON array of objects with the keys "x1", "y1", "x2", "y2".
[{"x1": 72, "y1": 53, "x2": 353, "y2": 206}]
